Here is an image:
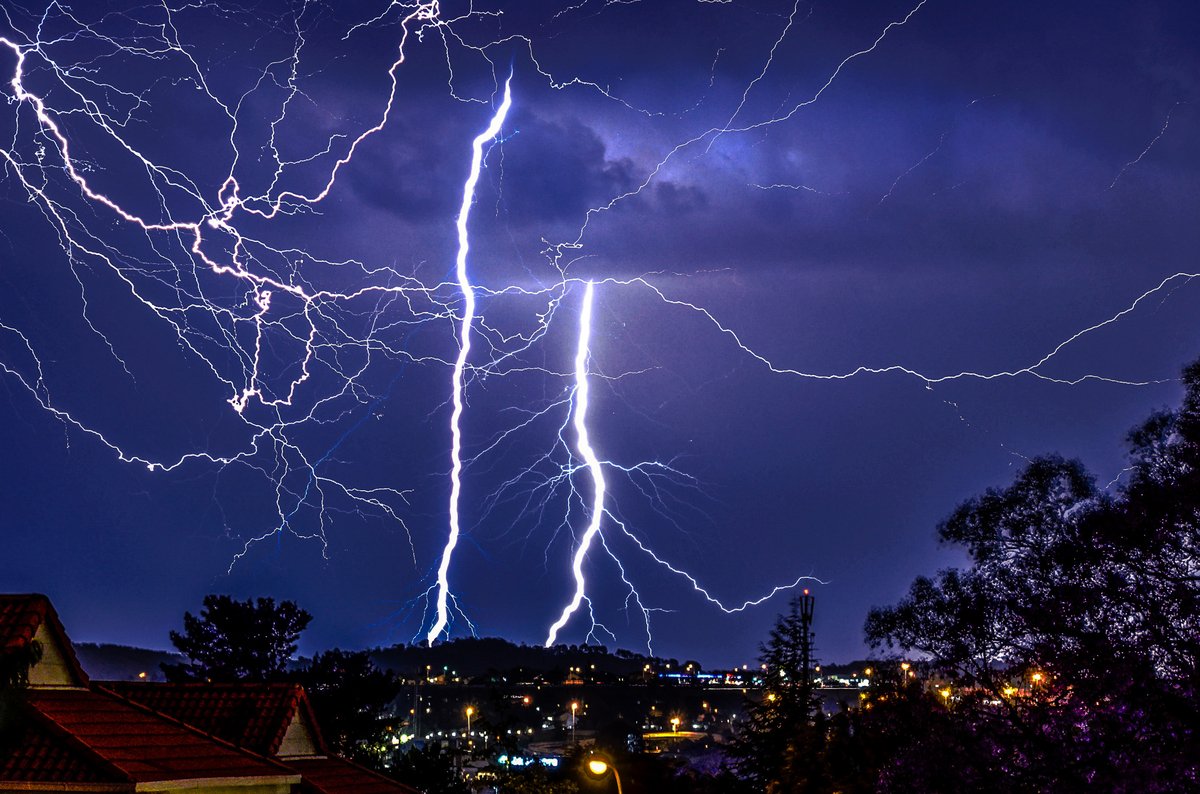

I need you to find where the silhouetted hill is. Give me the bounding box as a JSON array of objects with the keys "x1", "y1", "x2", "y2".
[
  {"x1": 74, "y1": 643, "x2": 182, "y2": 682},
  {"x1": 74, "y1": 637, "x2": 874, "y2": 684},
  {"x1": 368, "y1": 637, "x2": 680, "y2": 680}
]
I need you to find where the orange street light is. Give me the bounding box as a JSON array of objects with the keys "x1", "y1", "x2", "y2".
[{"x1": 585, "y1": 755, "x2": 624, "y2": 794}]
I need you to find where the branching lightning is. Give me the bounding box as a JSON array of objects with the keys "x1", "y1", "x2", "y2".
[{"x1": 0, "y1": 1, "x2": 1194, "y2": 656}]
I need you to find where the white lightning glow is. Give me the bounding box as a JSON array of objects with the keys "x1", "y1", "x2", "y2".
[
  {"x1": 0, "y1": 1, "x2": 1194, "y2": 658},
  {"x1": 545, "y1": 280, "x2": 607, "y2": 647},
  {"x1": 427, "y1": 77, "x2": 514, "y2": 646}
]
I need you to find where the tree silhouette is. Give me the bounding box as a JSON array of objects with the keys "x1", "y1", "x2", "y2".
[
  {"x1": 163, "y1": 594, "x2": 312, "y2": 682},
  {"x1": 729, "y1": 593, "x2": 828, "y2": 793},
  {"x1": 296, "y1": 648, "x2": 401, "y2": 757},
  {"x1": 863, "y1": 358, "x2": 1200, "y2": 791}
]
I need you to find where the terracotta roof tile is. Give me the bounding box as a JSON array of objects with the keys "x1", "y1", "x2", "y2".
[
  {"x1": 0, "y1": 708, "x2": 130, "y2": 787},
  {"x1": 289, "y1": 755, "x2": 420, "y2": 794},
  {"x1": 0, "y1": 594, "x2": 46, "y2": 651},
  {"x1": 101, "y1": 681, "x2": 315, "y2": 756},
  {"x1": 27, "y1": 688, "x2": 298, "y2": 784}
]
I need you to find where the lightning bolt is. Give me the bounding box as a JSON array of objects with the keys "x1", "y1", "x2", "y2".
[
  {"x1": 545, "y1": 280, "x2": 607, "y2": 646},
  {"x1": 0, "y1": 1, "x2": 1194, "y2": 658},
  {"x1": 427, "y1": 77, "x2": 514, "y2": 646}
]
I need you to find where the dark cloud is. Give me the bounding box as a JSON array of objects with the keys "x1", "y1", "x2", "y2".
[{"x1": 490, "y1": 110, "x2": 640, "y2": 222}]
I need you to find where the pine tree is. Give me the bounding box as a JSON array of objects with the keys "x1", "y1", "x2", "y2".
[{"x1": 730, "y1": 591, "x2": 828, "y2": 792}]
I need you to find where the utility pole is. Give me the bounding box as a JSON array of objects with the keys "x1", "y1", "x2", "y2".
[{"x1": 798, "y1": 588, "x2": 815, "y2": 713}]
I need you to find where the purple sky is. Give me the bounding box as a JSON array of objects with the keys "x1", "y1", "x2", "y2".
[{"x1": 1, "y1": 0, "x2": 1198, "y2": 666}]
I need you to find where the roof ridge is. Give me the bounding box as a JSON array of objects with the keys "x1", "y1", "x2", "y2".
[
  {"x1": 290, "y1": 684, "x2": 330, "y2": 756},
  {"x1": 21, "y1": 699, "x2": 135, "y2": 785},
  {"x1": 91, "y1": 684, "x2": 300, "y2": 776},
  {"x1": 99, "y1": 679, "x2": 313, "y2": 756},
  {"x1": 267, "y1": 682, "x2": 304, "y2": 755},
  {"x1": 333, "y1": 754, "x2": 415, "y2": 789}
]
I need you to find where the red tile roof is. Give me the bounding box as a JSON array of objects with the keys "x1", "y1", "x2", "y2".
[
  {"x1": 26, "y1": 688, "x2": 299, "y2": 785},
  {"x1": 289, "y1": 755, "x2": 420, "y2": 794},
  {"x1": 0, "y1": 593, "x2": 88, "y2": 685},
  {"x1": 100, "y1": 681, "x2": 320, "y2": 757},
  {"x1": 0, "y1": 708, "x2": 129, "y2": 788},
  {"x1": 99, "y1": 682, "x2": 418, "y2": 792},
  {"x1": 1, "y1": 595, "x2": 412, "y2": 793}
]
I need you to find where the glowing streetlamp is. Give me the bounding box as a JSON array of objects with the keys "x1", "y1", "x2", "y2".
[
  {"x1": 670, "y1": 716, "x2": 680, "y2": 733},
  {"x1": 465, "y1": 706, "x2": 474, "y2": 744},
  {"x1": 585, "y1": 755, "x2": 624, "y2": 794},
  {"x1": 570, "y1": 701, "x2": 579, "y2": 746}
]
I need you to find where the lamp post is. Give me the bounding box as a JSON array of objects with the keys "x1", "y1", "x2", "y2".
[
  {"x1": 570, "y1": 702, "x2": 579, "y2": 746},
  {"x1": 465, "y1": 706, "x2": 474, "y2": 747},
  {"x1": 585, "y1": 756, "x2": 623, "y2": 794}
]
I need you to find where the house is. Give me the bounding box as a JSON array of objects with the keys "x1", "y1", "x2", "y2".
[{"x1": 0, "y1": 594, "x2": 416, "y2": 794}]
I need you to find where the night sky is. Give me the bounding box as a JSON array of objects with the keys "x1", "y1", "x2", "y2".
[{"x1": 1, "y1": 0, "x2": 1198, "y2": 667}]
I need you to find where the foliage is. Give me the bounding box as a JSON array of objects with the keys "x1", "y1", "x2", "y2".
[
  {"x1": 728, "y1": 595, "x2": 829, "y2": 793},
  {"x1": 0, "y1": 640, "x2": 42, "y2": 691},
  {"x1": 388, "y1": 743, "x2": 470, "y2": 794},
  {"x1": 295, "y1": 648, "x2": 402, "y2": 758},
  {"x1": 861, "y1": 358, "x2": 1200, "y2": 791},
  {"x1": 163, "y1": 594, "x2": 312, "y2": 682},
  {"x1": 491, "y1": 763, "x2": 579, "y2": 793}
]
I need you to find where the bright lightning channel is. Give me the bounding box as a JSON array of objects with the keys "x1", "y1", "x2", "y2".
[
  {"x1": 427, "y1": 77, "x2": 514, "y2": 646},
  {"x1": 545, "y1": 279, "x2": 606, "y2": 647}
]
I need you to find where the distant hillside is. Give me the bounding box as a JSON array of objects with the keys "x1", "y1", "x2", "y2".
[
  {"x1": 369, "y1": 637, "x2": 677, "y2": 679},
  {"x1": 74, "y1": 643, "x2": 183, "y2": 682},
  {"x1": 74, "y1": 637, "x2": 874, "y2": 683}
]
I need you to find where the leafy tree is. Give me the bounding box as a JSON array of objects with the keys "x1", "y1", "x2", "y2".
[
  {"x1": 493, "y1": 764, "x2": 579, "y2": 794},
  {"x1": 863, "y1": 358, "x2": 1200, "y2": 791},
  {"x1": 296, "y1": 648, "x2": 402, "y2": 759},
  {"x1": 163, "y1": 594, "x2": 312, "y2": 682}
]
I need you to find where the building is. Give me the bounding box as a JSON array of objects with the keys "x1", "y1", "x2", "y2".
[{"x1": 0, "y1": 594, "x2": 416, "y2": 794}]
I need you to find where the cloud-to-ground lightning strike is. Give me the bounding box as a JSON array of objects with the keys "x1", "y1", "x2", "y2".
[
  {"x1": 428, "y1": 77, "x2": 514, "y2": 646},
  {"x1": 544, "y1": 280, "x2": 606, "y2": 647},
  {"x1": 1, "y1": 1, "x2": 1195, "y2": 658}
]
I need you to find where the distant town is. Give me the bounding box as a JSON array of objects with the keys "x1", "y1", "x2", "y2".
[{"x1": 76, "y1": 634, "x2": 887, "y2": 778}]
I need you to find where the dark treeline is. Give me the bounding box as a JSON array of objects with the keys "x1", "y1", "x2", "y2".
[{"x1": 729, "y1": 359, "x2": 1200, "y2": 792}]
